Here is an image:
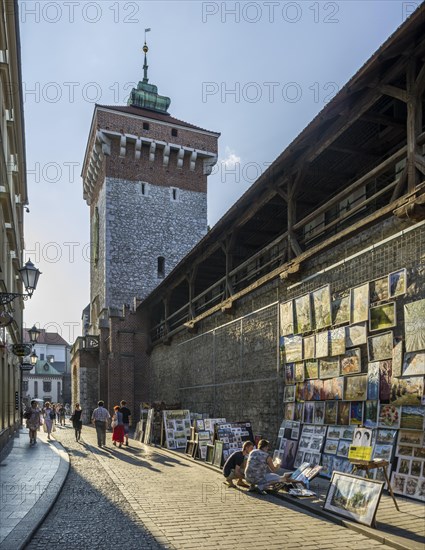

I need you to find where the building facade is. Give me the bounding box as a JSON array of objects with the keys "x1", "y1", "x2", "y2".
[
  {"x1": 22, "y1": 360, "x2": 63, "y2": 405},
  {"x1": 0, "y1": 0, "x2": 28, "y2": 452}
]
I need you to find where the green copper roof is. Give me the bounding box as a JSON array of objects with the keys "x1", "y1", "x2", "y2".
[{"x1": 127, "y1": 42, "x2": 171, "y2": 114}]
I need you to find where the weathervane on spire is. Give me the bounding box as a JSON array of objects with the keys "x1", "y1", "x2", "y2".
[{"x1": 143, "y1": 28, "x2": 151, "y2": 83}]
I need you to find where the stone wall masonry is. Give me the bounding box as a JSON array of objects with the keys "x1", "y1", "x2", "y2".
[
  {"x1": 90, "y1": 182, "x2": 107, "y2": 330},
  {"x1": 71, "y1": 350, "x2": 99, "y2": 423}
]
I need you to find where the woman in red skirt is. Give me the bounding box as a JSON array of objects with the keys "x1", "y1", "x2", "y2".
[{"x1": 111, "y1": 405, "x2": 125, "y2": 447}]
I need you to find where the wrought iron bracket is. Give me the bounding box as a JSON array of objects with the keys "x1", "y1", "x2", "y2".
[{"x1": 0, "y1": 293, "x2": 30, "y2": 306}]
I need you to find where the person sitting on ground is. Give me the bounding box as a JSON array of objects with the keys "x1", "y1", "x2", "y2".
[
  {"x1": 223, "y1": 441, "x2": 254, "y2": 488},
  {"x1": 245, "y1": 439, "x2": 304, "y2": 495}
]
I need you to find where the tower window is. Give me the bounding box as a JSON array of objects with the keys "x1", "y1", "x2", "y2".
[
  {"x1": 141, "y1": 183, "x2": 146, "y2": 195},
  {"x1": 170, "y1": 187, "x2": 179, "y2": 202},
  {"x1": 157, "y1": 256, "x2": 165, "y2": 279},
  {"x1": 143, "y1": 122, "x2": 150, "y2": 131},
  {"x1": 171, "y1": 128, "x2": 178, "y2": 137}
]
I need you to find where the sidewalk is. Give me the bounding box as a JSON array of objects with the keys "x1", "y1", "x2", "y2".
[
  {"x1": 0, "y1": 427, "x2": 69, "y2": 550},
  {"x1": 158, "y1": 446, "x2": 425, "y2": 550}
]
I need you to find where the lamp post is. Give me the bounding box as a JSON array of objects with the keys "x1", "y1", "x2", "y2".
[
  {"x1": 12, "y1": 327, "x2": 40, "y2": 426},
  {"x1": 0, "y1": 259, "x2": 42, "y2": 306}
]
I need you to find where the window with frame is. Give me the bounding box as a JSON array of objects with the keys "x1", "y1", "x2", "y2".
[
  {"x1": 34, "y1": 381, "x2": 38, "y2": 397},
  {"x1": 157, "y1": 256, "x2": 165, "y2": 279},
  {"x1": 43, "y1": 381, "x2": 52, "y2": 392},
  {"x1": 22, "y1": 381, "x2": 28, "y2": 391}
]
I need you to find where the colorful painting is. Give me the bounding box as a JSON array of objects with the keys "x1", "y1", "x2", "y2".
[
  {"x1": 392, "y1": 337, "x2": 403, "y2": 377},
  {"x1": 364, "y1": 400, "x2": 378, "y2": 428},
  {"x1": 303, "y1": 335, "x2": 316, "y2": 360},
  {"x1": 345, "y1": 323, "x2": 367, "y2": 348},
  {"x1": 319, "y1": 357, "x2": 340, "y2": 379},
  {"x1": 376, "y1": 429, "x2": 397, "y2": 445},
  {"x1": 350, "y1": 283, "x2": 369, "y2": 324},
  {"x1": 367, "y1": 362, "x2": 380, "y2": 401},
  {"x1": 402, "y1": 352, "x2": 425, "y2": 377},
  {"x1": 294, "y1": 294, "x2": 312, "y2": 334},
  {"x1": 280, "y1": 300, "x2": 294, "y2": 336},
  {"x1": 404, "y1": 299, "x2": 425, "y2": 353},
  {"x1": 325, "y1": 401, "x2": 338, "y2": 425},
  {"x1": 283, "y1": 335, "x2": 303, "y2": 363},
  {"x1": 368, "y1": 331, "x2": 393, "y2": 362},
  {"x1": 341, "y1": 348, "x2": 362, "y2": 375},
  {"x1": 370, "y1": 276, "x2": 388, "y2": 303},
  {"x1": 305, "y1": 360, "x2": 319, "y2": 379},
  {"x1": 311, "y1": 285, "x2": 331, "y2": 330},
  {"x1": 316, "y1": 331, "x2": 329, "y2": 358},
  {"x1": 390, "y1": 377, "x2": 424, "y2": 407},
  {"x1": 373, "y1": 444, "x2": 393, "y2": 461},
  {"x1": 329, "y1": 327, "x2": 346, "y2": 356},
  {"x1": 304, "y1": 380, "x2": 314, "y2": 401},
  {"x1": 337, "y1": 401, "x2": 350, "y2": 426},
  {"x1": 350, "y1": 402, "x2": 363, "y2": 425},
  {"x1": 378, "y1": 404, "x2": 401, "y2": 428},
  {"x1": 388, "y1": 268, "x2": 407, "y2": 298},
  {"x1": 369, "y1": 302, "x2": 396, "y2": 332},
  {"x1": 294, "y1": 362, "x2": 305, "y2": 383},
  {"x1": 379, "y1": 360, "x2": 392, "y2": 401},
  {"x1": 344, "y1": 374, "x2": 368, "y2": 401},
  {"x1": 330, "y1": 377, "x2": 344, "y2": 401},
  {"x1": 400, "y1": 406, "x2": 425, "y2": 430},
  {"x1": 337, "y1": 440, "x2": 350, "y2": 458},
  {"x1": 313, "y1": 379, "x2": 323, "y2": 400},
  {"x1": 332, "y1": 294, "x2": 351, "y2": 326}
]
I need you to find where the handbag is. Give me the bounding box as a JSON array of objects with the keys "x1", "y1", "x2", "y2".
[{"x1": 111, "y1": 416, "x2": 118, "y2": 429}]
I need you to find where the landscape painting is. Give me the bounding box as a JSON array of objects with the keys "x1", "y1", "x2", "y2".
[
  {"x1": 280, "y1": 300, "x2": 294, "y2": 336},
  {"x1": 400, "y1": 406, "x2": 425, "y2": 430},
  {"x1": 311, "y1": 285, "x2": 332, "y2": 330},
  {"x1": 369, "y1": 302, "x2": 396, "y2": 332},
  {"x1": 305, "y1": 360, "x2": 319, "y2": 380},
  {"x1": 303, "y1": 335, "x2": 316, "y2": 360},
  {"x1": 345, "y1": 375, "x2": 368, "y2": 401},
  {"x1": 332, "y1": 294, "x2": 351, "y2": 326},
  {"x1": 388, "y1": 268, "x2": 407, "y2": 298},
  {"x1": 316, "y1": 331, "x2": 329, "y2": 358},
  {"x1": 329, "y1": 327, "x2": 346, "y2": 356},
  {"x1": 345, "y1": 323, "x2": 367, "y2": 347},
  {"x1": 283, "y1": 335, "x2": 303, "y2": 363},
  {"x1": 364, "y1": 400, "x2": 378, "y2": 428},
  {"x1": 341, "y1": 348, "x2": 362, "y2": 375},
  {"x1": 319, "y1": 357, "x2": 341, "y2": 379},
  {"x1": 351, "y1": 283, "x2": 369, "y2": 324},
  {"x1": 368, "y1": 331, "x2": 393, "y2": 362},
  {"x1": 337, "y1": 401, "x2": 350, "y2": 426},
  {"x1": 294, "y1": 294, "x2": 312, "y2": 334},
  {"x1": 390, "y1": 377, "x2": 424, "y2": 407}
]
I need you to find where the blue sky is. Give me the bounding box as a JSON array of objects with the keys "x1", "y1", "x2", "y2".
[{"x1": 19, "y1": 0, "x2": 418, "y2": 341}]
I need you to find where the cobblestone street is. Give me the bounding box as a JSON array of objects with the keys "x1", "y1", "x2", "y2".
[{"x1": 26, "y1": 426, "x2": 393, "y2": 550}]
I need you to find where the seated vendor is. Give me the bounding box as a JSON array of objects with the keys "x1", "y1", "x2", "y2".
[
  {"x1": 223, "y1": 441, "x2": 254, "y2": 487},
  {"x1": 245, "y1": 439, "x2": 305, "y2": 495}
]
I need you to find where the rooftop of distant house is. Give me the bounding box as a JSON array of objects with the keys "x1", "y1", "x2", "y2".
[{"x1": 24, "y1": 329, "x2": 69, "y2": 347}]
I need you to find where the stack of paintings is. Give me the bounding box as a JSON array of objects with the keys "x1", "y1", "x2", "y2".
[
  {"x1": 215, "y1": 421, "x2": 254, "y2": 462},
  {"x1": 162, "y1": 410, "x2": 191, "y2": 449}
]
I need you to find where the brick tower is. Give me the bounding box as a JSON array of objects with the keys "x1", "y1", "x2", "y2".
[{"x1": 81, "y1": 41, "x2": 220, "y2": 334}]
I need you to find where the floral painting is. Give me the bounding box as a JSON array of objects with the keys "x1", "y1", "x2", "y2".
[{"x1": 378, "y1": 404, "x2": 401, "y2": 429}]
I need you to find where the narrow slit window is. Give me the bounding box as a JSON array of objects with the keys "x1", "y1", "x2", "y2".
[
  {"x1": 171, "y1": 128, "x2": 178, "y2": 137},
  {"x1": 143, "y1": 122, "x2": 150, "y2": 130},
  {"x1": 157, "y1": 256, "x2": 165, "y2": 278},
  {"x1": 141, "y1": 183, "x2": 146, "y2": 195}
]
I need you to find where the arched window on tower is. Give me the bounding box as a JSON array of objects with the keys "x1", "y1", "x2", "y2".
[{"x1": 157, "y1": 256, "x2": 165, "y2": 279}]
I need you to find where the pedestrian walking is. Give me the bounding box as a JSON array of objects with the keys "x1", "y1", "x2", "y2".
[
  {"x1": 43, "y1": 401, "x2": 56, "y2": 440},
  {"x1": 111, "y1": 405, "x2": 125, "y2": 448},
  {"x1": 71, "y1": 403, "x2": 83, "y2": 442},
  {"x1": 119, "y1": 400, "x2": 131, "y2": 446},
  {"x1": 55, "y1": 403, "x2": 61, "y2": 423},
  {"x1": 25, "y1": 400, "x2": 42, "y2": 446},
  {"x1": 59, "y1": 404, "x2": 66, "y2": 426},
  {"x1": 91, "y1": 400, "x2": 110, "y2": 447}
]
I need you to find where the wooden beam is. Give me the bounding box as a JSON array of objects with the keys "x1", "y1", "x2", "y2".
[
  {"x1": 379, "y1": 84, "x2": 409, "y2": 103},
  {"x1": 360, "y1": 112, "x2": 406, "y2": 130},
  {"x1": 390, "y1": 166, "x2": 408, "y2": 202},
  {"x1": 406, "y1": 59, "x2": 421, "y2": 192},
  {"x1": 415, "y1": 61, "x2": 425, "y2": 95}
]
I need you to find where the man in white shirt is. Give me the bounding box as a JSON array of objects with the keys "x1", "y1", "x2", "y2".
[{"x1": 91, "y1": 400, "x2": 111, "y2": 447}]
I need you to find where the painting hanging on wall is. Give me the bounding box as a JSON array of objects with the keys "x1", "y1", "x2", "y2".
[
  {"x1": 311, "y1": 285, "x2": 331, "y2": 330},
  {"x1": 369, "y1": 302, "x2": 396, "y2": 332},
  {"x1": 379, "y1": 360, "x2": 392, "y2": 401},
  {"x1": 284, "y1": 385, "x2": 296, "y2": 402},
  {"x1": 341, "y1": 348, "x2": 362, "y2": 376},
  {"x1": 319, "y1": 357, "x2": 341, "y2": 379},
  {"x1": 404, "y1": 299, "x2": 425, "y2": 353},
  {"x1": 344, "y1": 375, "x2": 368, "y2": 401},
  {"x1": 368, "y1": 331, "x2": 393, "y2": 362},
  {"x1": 390, "y1": 377, "x2": 424, "y2": 407},
  {"x1": 294, "y1": 362, "x2": 305, "y2": 383},
  {"x1": 378, "y1": 404, "x2": 401, "y2": 429},
  {"x1": 364, "y1": 400, "x2": 378, "y2": 428},
  {"x1": 329, "y1": 327, "x2": 346, "y2": 356},
  {"x1": 305, "y1": 360, "x2": 319, "y2": 379},
  {"x1": 280, "y1": 300, "x2": 294, "y2": 336},
  {"x1": 303, "y1": 335, "x2": 316, "y2": 360},
  {"x1": 367, "y1": 362, "x2": 380, "y2": 401},
  {"x1": 316, "y1": 331, "x2": 329, "y2": 358},
  {"x1": 345, "y1": 323, "x2": 367, "y2": 348},
  {"x1": 392, "y1": 337, "x2": 403, "y2": 377},
  {"x1": 400, "y1": 406, "x2": 425, "y2": 430},
  {"x1": 402, "y1": 352, "x2": 425, "y2": 377},
  {"x1": 303, "y1": 402, "x2": 315, "y2": 424},
  {"x1": 337, "y1": 401, "x2": 350, "y2": 426},
  {"x1": 332, "y1": 293, "x2": 351, "y2": 326},
  {"x1": 325, "y1": 401, "x2": 338, "y2": 425},
  {"x1": 350, "y1": 402, "x2": 364, "y2": 425},
  {"x1": 388, "y1": 268, "x2": 407, "y2": 298},
  {"x1": 369, "y1": 276, "x2": 389, "y2": 303},
  {"x1": 351, "y1": 283, "x2": 369, "y2": 324},
  {"x1": 284, "y1": 363, "x2": 295, "y2": 385},
  {"x1": 283, "y1": 335, "x2": 303, "y2": 363},
  {"x1": 294, "y1": 294, "x2": 312, "y2": 334}
]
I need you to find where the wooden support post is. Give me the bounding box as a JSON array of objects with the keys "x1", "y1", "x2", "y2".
[
  {"x1": 406, "y1": 60, "x2": 421, "y2": 192},
  {"x1": 287, "y1": 178, "x2": 303, "y2": 259}
]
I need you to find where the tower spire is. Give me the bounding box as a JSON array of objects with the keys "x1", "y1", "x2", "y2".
[{"x1": 142, "y1": 28, "x2": 150, "y2": 83}]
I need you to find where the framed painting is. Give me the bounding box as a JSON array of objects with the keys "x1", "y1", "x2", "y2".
[
  {"x1": 294, "y1": 362, "x2": 305, "y2": 383},
  {"x1": 304, "y1": 380, "x2": 314, "y2": 401},
  {"x1": 280, "y1": 300, "x2": 294, "y2": 336},
  {"x1": 397, "y1": 458, "x2": 411, "y2": 475},
  {"x1": 345, "y1": 323, "x2": 367, "y2": 348},
  {"x1": 337, "y1": 401, "x2": 350, "y2": 426},
  {"x1": 392, "y1": 337, "x2": 403, "y2": 377},
  {"x1": 344, "y1": 374, "x2": 368, "y2": 401},
  {"x1": 281, "y1": 439, "x2": 298, "y2": 469},
  {"x1": 388, "y1": 268, "x2": 407, "y2": 298},
  {"x1": 373, "y1": 444, "x2": 393, "y2": 461},
  {"x1": 352, "y1": 427, "x2": 373, "y2": 447},
  {"x1": 397, "y1": 430, "x2": 423, "y2": 447},
  {"x1": 284, "y1": 403, "x2": 295, "y2": 421},
  {"x1": 341, "y1": 348, "x2": 362, "y2": 375},
  {"x1": 369, "y1": 302, "x2": 396, "y2": 332},
  {"x1": 396, "y1": 444, "x2": 414, "y2": 458},
  {"x1": 283, "y1": 335, "x2": 303, "y2": 363},
  {"x1": 328, "y1": 426, "x2": 342, "y2": 439},
  {"x1": 313, "y1": 379, "x2": 323, "y2": 400},
  {"x1": 350, "y1": 283, "x2": 369, "y2": 324},
  {"x1": 303, "y1": 335, "x2": 316, "y2": 360},
  {"x1": 309, "y1": 436, "x2": 324, "y2": 453},
  {"x1": 404, "y1": 299, "x2": 425, "y2": 353},
  {"x1": 350, "y1": 402, "x2": 363, "y2": 425},
  {"x1": 332, "y1": 293, "x2": 351, "y2": 326},
  {"x1": 294, "y1": 294, "x2": 312, "y2": 334},
  {"x1": 364, "y1": 400, "x2": 378, "y2": 428},
  {"x1": 329, "y1": 327, "x2": 346, "y2": 357},
  {"x1": 303, "y1": 402, "x2": 315, "y2": 424},
  {"x1": 390, "y1": 377, "x2": 424, "y2": 407},
  {"x1": 342, "y1": 426, "x2": 355, "y2": 440},
  {"x1": 368, "y1": 331, "x2": 393, "y2": 362},
  {"x1": 319, "y1": 357, "x2": 340, "y2": 379},
  {"x1": 367, "y1": 362, "x2": 380, "y2": 400},
  {"x1": 369, "y1": 276, "x2": 388, "y2": 303},
  {"x1": 321, "y1": 454, "x2": 334, "y2": 478},
  {"x1": 379, "y1": 360, "x2": 392, "y2": 401},
  {"x1": 294, "y1": 402, "x2": 304, "y2": 422},
  {"x1": 391, "y1": 473, "x2": 407, "y2": 496},
  {"x1": 293, "y1": 450, "x2": 304, "y2": 469},
  {"x1": 205, "y1": 444, "x2": 215, "y2": 464},
  {"x1": 402, "y1": 352, "x2": 425, "y2": 377},
  {"x1": 323, "y1": 439, "x2": 339, "y2": 454},
  {"x1": 325, "y1": 401, "x2": 338, "y2": 425},
  {"x1": 376, "y1": 429, "x2": 397, "y2": 445},
  {"x1": 284, "y1": 363, "x2": 295, "y2": 385},
  {"x1": 400, "y1": 406, "x2": 425, "y2": 430},
  {"x1": 311, "y1": 285, "x2": 331, "y2": 330},
  {"x1": 316, "y1": 331, "x2": 329, "y2": 358},
  {"x1": 305, "y1": 360, "x2": 319, "y2": 379},
  {"x1": 330, "y1": 377, "x2": 344, "y2": 401},
  {"x1": 378, "y1": 404, "x2": 401, "y2": 429},
  {"x1": 324, "y1": 472, "x2": 384, "y2": 527},
  {"x1": 213, "y1": 441, "x2": 224, "y2": 468},
  {"x1": 283, "y1": 385, "x2": 296, "y2": 402},
  {"x1": 314, "y1": 402, "x2": 325, "y2": 424}
]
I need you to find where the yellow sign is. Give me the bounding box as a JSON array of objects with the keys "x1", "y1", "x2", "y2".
[{"x1": 348, "y1": 445, "x2": 373, "y2": 461}]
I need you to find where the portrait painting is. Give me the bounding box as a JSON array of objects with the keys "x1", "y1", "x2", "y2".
[
  {"x1": 349, "y1": 401, "x2": 363, "y2": 425},
  {"x1": 345, "y1": 323, "x2": 367, "y2": 348},
  {"x1": 294, "y1": 362, "x2": 305, "y2": 383},
  {"x1": 390, "y1": 377, "x2": 424, "y2": 407},
  {"x1": 332, "y1": 294, "x2": 351, "y2": 326},
  {"x1": 337, "y1": 401, "x2": 350, "y2": 426},
  {"x1": 280, "y1": 300, "x2": 294, "y2": 336},
  {"x1": 400, "y1": 406, "x2": 425, "y2": 430},
  {"x1": 392, "y1": 337, "x2": 403, "y2": 377},
  {"x1": 325, "y1": 401, "x2": 338, "y2": 425},
  {"x1": 341, "y1": 348, "x2": 362, "y2": 375},
  {"x1": 311, "y1": 285, "x2": 331, "y2": 330},
  {"x1": 316, "y1": 331, "x2": 329, "y2": 358},
  {"x1": 344, "y1": 374, "x2": 368, "y2": 401},
  {"x1": 352, "y1": 427, "x2": 373, "y2": 447},
  {"x1": 303, "y1": 335, "x2": 316, "y2": 360},
  {"x1": 404, "y1": 299, "x2": 425, "y2": 353},
  {"x1": 294, "y1": 294, "x2": 312, "y2": 334},
  {"x1": 379, "y1": 360, "x2": 392, "y2": 401},
  {"x1": 369, "y1": 276, "x2": 388, "y2": 303},
  {"x1": 319, "y1": 357, "x2": 340, "y2": 379},
  {"x1": 350, "y1": 283, "x2": 369, "y2": 324},
  {"x1": 378, "y1": 404, "x2": 401, "y2": 429},
  {"x1": 388, "y1": 268, "x2": 407, "y2": 298},
  {"x1": 329, "y1": 327, "x2": 346, "y2": 356},
  {"x1": 364, "y1": 400, "x2": 378, "y2": 428},
  {"x1": 281, "y1": 439, "x2": 298, "y2": 469},
  {"x1": 305, "y1": 359, "x2": 319, "y2": 379},
  {"x1": 283, "y1": 335, "x2": 303, "y2": 363},
  {"x1": 367, "y1": 362, "x2": 380, "y2": 400},
  {"x1": 369, "y1": 302, "x2": 396, "y2": 332},
  {"x1": 368, "y1": 331, "x2": 393, "y2": 362},
  {"x1": 402, "y1": 352, "x2": 425, "y2": 377}
]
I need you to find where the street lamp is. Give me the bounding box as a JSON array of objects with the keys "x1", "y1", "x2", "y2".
[
  {"x1": 30, "y1": 351, "x2": 38, "y2": 365},
  {"x1": 28, "y1": 325, "x2": 41, "y2": 344},
  {"x1": 0, "y1": 259, "x2": 42, "y2": 306}
]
